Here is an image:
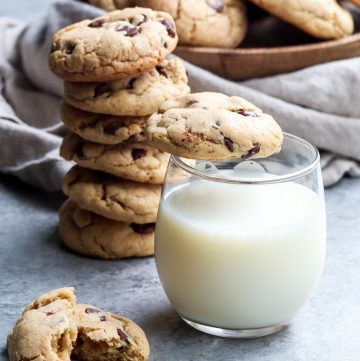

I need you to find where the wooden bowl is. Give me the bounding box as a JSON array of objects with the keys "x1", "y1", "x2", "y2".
[{"x1": 175, "y1": 7, "x2": 360, "y2": 81}]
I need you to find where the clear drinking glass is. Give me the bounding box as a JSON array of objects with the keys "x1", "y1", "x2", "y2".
[{"x1": 155, "y1": 133, "x2": 326, "y2": 338}]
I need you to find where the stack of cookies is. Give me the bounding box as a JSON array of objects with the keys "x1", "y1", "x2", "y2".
[{"x1": 49, "y1": 8, "x2": 190, "y2": 259}]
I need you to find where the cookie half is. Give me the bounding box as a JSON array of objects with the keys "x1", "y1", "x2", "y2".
[
  {"x1": 247, "y1": 0, "x2": 353, "y2": 39},
  {"x1": 136, "y1": 0, "x2": 248, "y2": 48},
  {"x1": 73, "y1": 304, "x2": 150, "y2": 361},
  {"x1": 64, "y1": 58, "x2": 190, "y2": 116},
  {"x1": 49, "y1": 8, "x2": 178, "y2": 82},
  {"x1": 61, "y1": 102, "x2": 148, "y2": 145},
  {"x1": 146, "y1": 92, "x2": 283, "y2": 160},
  {"x1": 7, "y1": 288, "x2": 77, "y2": 361},
  {"x1": 60, "y1": 133, "x2": 170, "y2": 184},
  {"x1": 63, "y1": 166, "x2": 161, "y2": 223},
  {"x1": 59, "y1": 200, "x2": 155, "y2": 259}
]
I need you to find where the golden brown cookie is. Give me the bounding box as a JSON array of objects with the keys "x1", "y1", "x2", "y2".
[
  {"x1": 136, "y1": 0, "x2": 248, "y2": 47},
  {"x1": 73, "y1": 304, "x2": 150, "y2": 361},
  {"x1": 146, "y1": 92, "x2": 283, "y2": 160},
  {"x1": 61, "y1": 102, "x2": 148, "y2": 145},
  {"x1": 247, "y1": 0, "x2": 353, "y2": 39},
  {"x1": 63, "y1": 166, "x2": 161, "y2": 223},
  {"x1": 49, "y1": 8, "x2": 178, "y2": 82},
  {"x1": 63, "y1": 59, "x2": 190, "y2": 116},
  {"x1": 59, "y1": 200, "x2": 155, "y2": 259},
  {"x1": 60, "y1": 133, "x2": 170, "y2": 184}
]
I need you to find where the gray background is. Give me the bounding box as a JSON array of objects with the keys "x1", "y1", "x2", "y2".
[{"x1": 1, "y1": 1, "x2": 360, "y2": 360}]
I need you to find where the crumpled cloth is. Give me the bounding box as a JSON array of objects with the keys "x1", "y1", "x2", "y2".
[{"x1": 1, "y1": 0, "x2": 360, "y2": 191}]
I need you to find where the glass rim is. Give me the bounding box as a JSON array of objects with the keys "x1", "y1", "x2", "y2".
[{"x1": 171, "y1": 132, "x2": 320, "y2": 185}]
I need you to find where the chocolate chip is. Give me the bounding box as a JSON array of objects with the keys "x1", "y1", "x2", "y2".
[
  {"x1": 160, "y1": 19, "x2": 176, "y2": 38},
  {"x1": 88, "y1": 19, "x2": 105, "y2": 28},
  {"x1": 164, "y1": 42, "x2": 168, "y2": 48},
  {"x1": 126, "y1": 78, "x2": 136, "y2": 89},
  {"x1": 85, "y1": 307, "x2": 101, "y2": 314},
  {"x1": 100, "y1": 315, "x2": 106, "y2": 322},
  {"x1": 156, "y1": 66, "x2": 168, "y2": 78},
  {"x1": 116, "y1": 24, "x2": 139, "y2": 37},
  {"x1": 126, "y1": 133, "x2": 142, "y2": 142},
  {"x1": 215, "y1": 120, "x2": 221, "y2": 126},
  {"x1": 65, "y1": 43, "x2": 76, "y2": 55},
  {"x1": 94, "y1": 83, "x2": 111, "y2": 97},
  {"x1": 117, "y1": 328, "x2": 130, "y2": 343},
  {"x1": 241, "y1": 144, "x2": 261, "y2": 159},
  {"x1": 131, "y1": 14, "x2": 148, "y2": 26},
  {"x1": 46, "y1": 312, "x2": 55, "y2": 316},
  {"x1": 237, "y1": 109, "x2": 258, "y2": 117},
  {"x1": 224, "y1": 137, "x2": 234, "y2": 152},
  {"x1": 207, "y1": 0, "x2": 224, "y2": 12},
  {"x1": 131, "y1": 148, "x2": 147, "y2": 160},
  {"x1": 130, "y1": 223, "x2": 156, "y2": 234},
  {"x1": 187, "y1": 100, "x2": 199, "y2": 106},
  {"x1": 103, "y1": 122, "x2": 123, "y2": 135}
]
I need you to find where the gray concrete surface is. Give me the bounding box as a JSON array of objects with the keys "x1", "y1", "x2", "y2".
[{"x1": 1, "y1": 173, "x2": 360, "y2": 361}]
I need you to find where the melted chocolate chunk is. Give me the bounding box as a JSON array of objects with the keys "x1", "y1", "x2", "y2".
[
  {"x1": 46, "y1": 312, "x2": 55, "y2": 316},
  {"x1": 99, "y1": 315, "x2": 106, "y2": 322},
  {"x1": 237, "y1": 109, "x2": 258, "y2": 117},
  {"x1": 94, "y1": 83, "x2": 111, "y2": 97},
  {"x1": 156, "y1": 66, "x2": 168, "y2": 78},
  {"x1": 224, "y1": 137, "x2": 234, "y2": 152},
  {"x1": 65, "y1": 43, "x2": 76, "y2": 55},
  {"x1": 164, "y1": 41, "x2": 168, "y2": 48},
  {"x1": 186, "y1": 100, "x2": 199, "y2": 107},
  {"x1": 117, "y1": 328, "x2": 130, "y2": 343},
  {"x1": 116, "y1": 24, "x2": 139, "y2": 37},
  {"x1": 85, "y1": 307, "x2": 101, "y2": 314},
  {"x1": 241, "y1": 144, "x2": 261, "y2": 159},
  {"x1": 130, "y1": 223, "x2": 156, "y2": 234},
  {"x1": 131, "y1": 148, "x2": 147, "y2": 160},
  {"x1": 160, "y1": 19, "x2": 176, "y2": 38},
  {"x1": 207, "y1": 0, "x2": 224, "y2": 12},
  {"x1": 88, "y1": 19, "x2": 105, "y2": 28},
  {"x1": 126, "y1": 133, "x2": 143, "y2": 143},
  {"x1": 103, "y1": 122, "x2": 123, "y2": 135}
]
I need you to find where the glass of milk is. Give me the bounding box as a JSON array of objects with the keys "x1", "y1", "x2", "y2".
[{"x1": 155, "y1": 133, "x2": 326, "y2": 338}]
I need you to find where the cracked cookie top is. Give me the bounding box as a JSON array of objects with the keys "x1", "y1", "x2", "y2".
[
  {"x1": 146, "y1": 92, "x2": 283, "y2": 161},
  {"x1": 61, "y1": 102, "x2": 148, "y2": 145},
  {"x1": 60, "y1": 133, "x2": 170, "y2": 184},
  {"x1": 73, "y1": 304, "x2": 150, "y2": 361},
  {"x1": 136, "y1": 0, "x2": 247, "y2": 47},
  {"x1": 247, "y1": 0, "x2": 353, "y2": 39},
  {"x1": 7, "y1": 288, "x2": 77, "y2": 361},
  {"x1": 63, "y1": 166, "x2": 161, "y2": 223},
  {"x1": 63, "y1": 58, "x2": 190, "y2": 116},
  {"x1": 49, "y1": 8, "x2": 178, "y2": 82},
  {"x1": 59, "y1": 200, "x2": 155, "y2": 259}
]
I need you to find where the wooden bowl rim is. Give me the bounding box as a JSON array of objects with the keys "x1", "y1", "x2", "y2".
[{"x1": 176, "y1": 32, "x2": 360, "y2": 55}]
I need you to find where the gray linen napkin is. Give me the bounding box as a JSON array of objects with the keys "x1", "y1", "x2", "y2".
[{"x1": 0, "y1": 0, "x2": 359, "y2": 191}]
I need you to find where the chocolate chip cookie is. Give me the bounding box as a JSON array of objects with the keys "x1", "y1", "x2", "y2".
[
  {"x1": 63, "y1": 59, "x2": 190, "y2": 116},
  {"x1": 59, "y1": 200, "x2": 155, "y2": 259},
  {"x1": 247, "y1": 0, "x2": 353, "y2": 39},
  {"x1": 73, "y1": 304, "x2": 150, "y2": 361},
  {"x1": 60, "y1": 133, "x2": 170, "y2": 184},
  {"x1": 136, "y1": 0, "x2": 248, "y2": 47},
  {"x1": 146, "y1": 92, "x2": 283, "y2": 161},
  {"x1": 7, "y1": 288, "x2": 77, "y2": 361},
  {"x1": 61, "y1": 102, "x2": 147, "y2": 145},
  {"x1": 63, "y1": 166, "x2": 161, "y2": 223},
  {"x1": 49, "y1": 8, "x2": 178, "y2": 82}
]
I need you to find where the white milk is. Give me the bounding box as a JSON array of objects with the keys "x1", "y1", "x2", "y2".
[{"x1": 155, "y1": 179, "x2": 326, "y2": 329}]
